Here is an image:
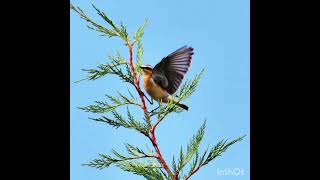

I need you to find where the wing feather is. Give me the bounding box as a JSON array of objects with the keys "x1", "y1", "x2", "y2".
[{"x1": 152, "y1": 46, "x2": 194, "y2": 95}]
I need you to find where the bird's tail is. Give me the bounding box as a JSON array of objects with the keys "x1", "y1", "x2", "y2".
[
  {"x1": 176, "y1": 103, "x2": 189, "y2": 111},
  {"x1": 169, "y1": 98, "x2": 189, "y2": 111}
]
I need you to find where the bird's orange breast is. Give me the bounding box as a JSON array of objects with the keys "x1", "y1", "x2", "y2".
[{"x1": 142, "y1": 75, "x2": 169, "y2": 102}]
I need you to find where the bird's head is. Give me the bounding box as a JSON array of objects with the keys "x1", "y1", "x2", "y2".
[{"x1": 140, "y1": 64, "x2": 153, "y2": 76}]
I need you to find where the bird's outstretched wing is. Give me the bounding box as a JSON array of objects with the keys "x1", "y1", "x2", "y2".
[{"x1": 152, "y1": 45, "x2": 193, "y2": 95}]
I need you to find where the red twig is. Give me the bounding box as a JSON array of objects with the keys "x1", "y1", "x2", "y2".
[
  {"x1": 150, "y1": 126, "x2": 175, "y2": 179},
  {"x1": 126, "y1": 39, "x2": 174, "y2": 179},
  {"x1": 126, "y1": 41, "x2": 148, "y2": 115}
]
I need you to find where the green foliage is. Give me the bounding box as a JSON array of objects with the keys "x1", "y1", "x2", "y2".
[
  {"x1": 134, "y1": 19, "x2": 148, "y2": 43},
  {"x1": 201, "y1": 135, "x2": 246, "y2": 166},
  {"x1": 84, "y1": 142, "x2": 168, "y2": 179},
  {"x1": 71, "y1": 4, "x2": 245, "y2": 180},
  {"x1": 184, "y1": 135, "x2": 246, "y2": 179},
  {"x1": 156, "y1": 69, "x2": 205, "y2": 117},
  {"x1": 75, "y1": 52, "x2": 133, "y2": 83},
  {"x1": 116, "y1": 160, "x2": 165, "y2": 180},
  {"x1": 172, "y1": 122, "x2": 245, "y2": 179},
  {"x1": 84, "y1": 144, "x2": 157, "y2": 169},
  {"x1": 133, "y1": 19, "x2": 147, "y2": 76},
  {"x1": 177, "y1": 121, "x2": 206, "y2": 172},
  {"x1": 135, "y1": 39, "x2": 144, "y2": 76},
  {"x1": 89, "y1": 108, "x2": 150, "y2": 136},
  {"x1": 175, "y1": 68, "x2": 205, "y2": 101},
  {"x1": 70, "y1": 4, "x2": 129, "y2": 40},
  {"x1": 79, "y1": 91, "x2": 139, "y2": 113}
]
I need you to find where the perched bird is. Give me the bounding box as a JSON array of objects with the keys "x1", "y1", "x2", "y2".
[{"x1": 140, "y1": 45, "x2": 194, "y2": 111}]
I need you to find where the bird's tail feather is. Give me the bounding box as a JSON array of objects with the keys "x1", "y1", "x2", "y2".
[
  {"x1": 169, "y1": 98, "x2": 189, "y2": 111},
  {"x1": 177, "y1": 103, "x2": 189, "y2": 111}
]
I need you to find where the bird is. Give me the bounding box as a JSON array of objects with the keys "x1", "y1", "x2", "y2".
[{"x1": 140, "y1": 45, "x2": 194, "y2": 111}]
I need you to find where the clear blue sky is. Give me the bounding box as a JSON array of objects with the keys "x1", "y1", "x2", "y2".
[{"x1": 70, "y1": 0, "x2": 250, "y2": 179}]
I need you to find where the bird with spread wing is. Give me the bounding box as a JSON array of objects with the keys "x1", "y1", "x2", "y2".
[{"x1": 140, "y1": 45, "x2": 194, "y2": 111}]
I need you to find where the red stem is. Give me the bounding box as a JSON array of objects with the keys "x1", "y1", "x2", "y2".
[
  {"x1": 126, "y1": 40, "x2": 174, "y2": 179},
  {"x1": 127, "y1": 42, "x2": 148, "y2": 115},
  {"x1": 150, "y1": 126, "x2": 174, "y2": 179}
]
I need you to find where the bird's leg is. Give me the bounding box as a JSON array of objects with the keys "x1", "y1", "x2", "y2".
[
  {"x1": 132, "y1": 83, "x2": 153, "y2": 105},
  {"x1": 149, "y1": 106, "x2": 160, "y2": 114},
  {"x1": 149, "y1": 100, "x2": 164, "y2": 114},
  {"x1": 137, "y1": 89, "x2": 153, "y2": 105},
  {"x1": 143, "y1": 93, "x2": 153, "y2": 105}
]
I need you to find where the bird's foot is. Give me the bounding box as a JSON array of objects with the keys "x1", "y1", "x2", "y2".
[{"x1": 148, "y1": 106, "x2": 160, "y2": 114}]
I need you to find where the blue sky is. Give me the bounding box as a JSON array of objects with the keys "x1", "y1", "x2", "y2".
[{"x1": 71, "y1": 0, "x2": 250, "y2": 179}]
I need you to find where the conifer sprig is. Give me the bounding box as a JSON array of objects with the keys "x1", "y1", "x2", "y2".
[
  {"x1": 177, "y1": 121, "x2": 206, "y2": 173},
  {"x1": 89, "y1": 108, "x2": 150, "y2": 136},
  {"x1": 75, "y1": 53, "x2": 132, "y2": 83},
  {"x1": 184, "y1": 135, "x2": 246, "y2": 180},
  {"x1": 71, "y1": 4, "x2": 245, "y2": 180},
  {"x1": 84, "y1": 146, "x2": 158, "y2": 170},
  {"x1": 153, "y1": 70, "x2": 205, "y2": 127},
  {"x1": 78, "y1": 92, "x2": 139, "y2": 113}
]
